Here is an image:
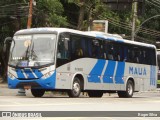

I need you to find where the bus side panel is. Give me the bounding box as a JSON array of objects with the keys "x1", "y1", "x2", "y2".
[
  {"x1": 124, "y1": 63, "x2": 157, "y2": 91},
  {"x1": 55, "y1": 58, "x2": 126, "y2": 91},
  {"x1": 55, "y1": 58, "x2": 157, "y2": 92},
  {"x1": 149, "y1": 65, "x2": 157, "y2": 90},
  {"x1": 56, "y1": 58, "x2": 126, "y2": 91},
  {"x1": 55, "y1": 58, "x2": 98, "y2": 90}
]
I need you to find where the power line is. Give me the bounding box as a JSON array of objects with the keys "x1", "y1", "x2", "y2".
[
  {"x1": 0, "y1": 3, "x2": 28, "y2": 8},
  {"x1": 135, "y1": 36, "x2": 155, "y2": 43},
  {"x1": 154, "y1": 0, "x2": 160, "y2": 3},
  {"x1": 0, "y1": 5, "x2": 29, "y2": 18},
  {"x1": 146, "y1": 0, "x2": 160, "y2": 9},
  {"x1": 108, "y1": 19, "x2": 160, "y2": 37},
  {"x1": 0, "y1": 16, "x2": 28, "y2": 26},
  {"x1": 100, "y1": 15, "x2": 160, "y2": 37},
  {"x1": 97, "y1": 11, "x2": 160, "y2": 37},
  {"x1": 150, "y1": 0, "x2": 160, "y2": 6}
]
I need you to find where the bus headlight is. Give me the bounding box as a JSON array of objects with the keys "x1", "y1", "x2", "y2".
[{"x1": 42, "y1": 72, "x2": 52, "y2": 79}]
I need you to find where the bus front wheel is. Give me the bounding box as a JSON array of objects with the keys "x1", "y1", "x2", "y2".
[
  {"x1": 68, "y1": 77, "x2": 81, "y2": 98},
  {"x1": 31, "y1": 89, "x2": 45, "y2": 97},
  {"x1": 117, "y1": 80, "x2": 134, "y2": 98}
]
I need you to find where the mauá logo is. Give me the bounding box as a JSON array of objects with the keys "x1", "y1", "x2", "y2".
[{"x1": 129, "y1": 67, "x2": 147, "y2": 75}]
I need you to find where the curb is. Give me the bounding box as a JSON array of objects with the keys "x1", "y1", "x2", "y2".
[{"x1": 0, "y1": 83, "x2": 8, "y2": 88}]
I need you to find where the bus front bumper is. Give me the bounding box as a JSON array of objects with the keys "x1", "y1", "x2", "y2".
[{"x1": 8, "y1": 72, "x2": 56, "y2": 89}]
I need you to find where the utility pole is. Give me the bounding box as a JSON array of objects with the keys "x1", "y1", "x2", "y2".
[
  {"x1": 17, "y1": 0, "x2": 33, "y2": 96},
  {"x1": 27, "y1": 0, "x2": 33, "y2": 28},
  {"x1": 131, "y1": 1, "x2": 137, "y2": 41}
]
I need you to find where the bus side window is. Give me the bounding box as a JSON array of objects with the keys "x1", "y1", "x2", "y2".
[
  {"x1": 142, "y1": 50, "x2": 146, "y2": 64},
  {"x1": 118, "y1": 45, "x2": 123, "y2": 61},
  {"x1": 71, "y1": 35, "x2": 84, "y2": 60},
  {"x1": 114, "y1": 44, "x2": 121, "y2": 61},
  {"x1": 126, "y1": 48, "x2": 133, "y2": 63},
  {"x1": 92, "y1": 39, "x2": 103, "y2": 59},
  {"x1": 134, "y1": 52, "x2": 139, "y2": 63},
  {"x1": 145, "y1": 49, "x2": 153, "y2": 65},
  {"x1": 149, "y1": 49, "x2": 156, "y2": 65},
  {"x1": 57, "y1": 34, "x2": 70, "y2": 59},
  {"x1": 75, "y1": 46, "x2": 83, "y2": 58},
  {"x1": 104, "y1": 41, "x2": 113, "y2": 60},
  {"x1": 108, "y1": 50, "x2": 114, "y2": 60},
  {"x1": 123, "y1": 46, "x2": 129, "y2": 62},
  {"x1": 138, "y1": 50, "x2": 143, "y2": 64},
  {"x1": 86, "y1": 39, "x2": 92, "y2": 57},
  {"x1": 57, "y1": 33, "x2": 71, "y2": 67}
]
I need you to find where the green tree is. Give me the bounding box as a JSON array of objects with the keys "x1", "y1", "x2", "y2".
[
  {"x1": 0, "y1": 0, "x2": 68, "y2": 82},
  {"x1": 68, "y1": 0, "x2": 86, "y2": 30},
  {"x1": 66, "y1": 0, "x2": 132, "y2": 35},
  {"x1": 0, "y1": 0, "x2": 27, "y2": 82},
  {"x1": 68, "y1": 0, "x2": 112, "y2": 30},
  {"x1": 33, "y1": 0, "x2": 68, "y2": 27},
  {"x1": 137, "y1": 1, "x2": 160, "y2": 43}
]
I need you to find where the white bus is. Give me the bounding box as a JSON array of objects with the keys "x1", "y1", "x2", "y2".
[
  {"x1": 7, "y1": 28, "x2": 157, "y2": 98},
  {"x1": 157, "y1": 49, "x2": 160, "y2": 88}
]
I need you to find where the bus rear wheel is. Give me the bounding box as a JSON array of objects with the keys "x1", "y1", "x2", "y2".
[
  {"x1": 68, "y1": 77, "x2": 81, "y2": 98},
  {"x1": 31, "y1": 89, "x2": 45, "y2": 97},
  {"x1": 88, "y1": 91, "x2": 103, "y2": 97},
  {"x1": 117, "y1": 80, "x2": 134, "y2": 98}
]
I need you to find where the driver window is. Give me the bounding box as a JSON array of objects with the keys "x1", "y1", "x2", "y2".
[{"x1": 57, "y1": 33, "x2": 70, "y2": 60}]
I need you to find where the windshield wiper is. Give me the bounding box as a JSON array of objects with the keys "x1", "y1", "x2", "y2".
[
  {"x1": 30, "y1": 42, "x2": 38, "y2": 60},
  {"x1": 25, "y1": 45, "x2": 30, "y2": 60}
]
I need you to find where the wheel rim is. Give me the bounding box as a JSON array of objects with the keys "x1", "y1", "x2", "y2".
[
  {"x1": 73, "y1": 82, "x2": 80, "y2": 95},
  {"x1": 127, "y1": 83, "x2": 133, "y2": 95}
]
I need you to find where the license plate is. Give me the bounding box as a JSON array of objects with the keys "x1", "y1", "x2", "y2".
[{"x1": 24, "y1": 85, "x2": 31, "y2": 89}]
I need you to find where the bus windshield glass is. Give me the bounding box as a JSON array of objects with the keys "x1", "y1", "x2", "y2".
[{"x1": 9, "y1": 34, "x2": 56, "y2": 67}]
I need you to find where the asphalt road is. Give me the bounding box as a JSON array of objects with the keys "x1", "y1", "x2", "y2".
[
  {"x1": 0, "y1": 87, "x2": 160, "y2": 120},
  {"x1": 1, "y1": 91, "x2": 160, "y2": 111}
]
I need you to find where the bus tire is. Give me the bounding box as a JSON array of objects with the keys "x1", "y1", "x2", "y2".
[
  {"x1": 118, "y1": 80, "x2": 134, "y2": 98},
  {"x1": 68, "y1": 77, "x2": 81, "y2": 98},
  {"x1": 31, "y1": 89, "x2": 45, "y2": 97},
  {"x1": 88, "y1": 91, "x2": 103, "y2": 97}
]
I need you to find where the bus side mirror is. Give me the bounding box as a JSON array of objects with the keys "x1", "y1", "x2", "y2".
[
  {"x1": 3, "y1": 37, "x2": 13, "y2": 52},
  {"x1": 4, "y1": 37, "x2": 12, "y2": 44}
]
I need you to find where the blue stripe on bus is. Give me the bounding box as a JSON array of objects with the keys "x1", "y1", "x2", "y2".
[
  {"x1": 24, "y1": 69, "x2": 36, "y2": 79},
  {"x1": 96, "y1": 35, "x2": 124, "y2": 43},
  {"x1": 115, "y1": 62, "x2": 125, "y2": 84},
  {"x1": 103, "y1": 61, "x2": 116, "y2": 83},
  {"x1": 16, "y1": 69, "x2": 25, "y2": 78},
  {"x1": 88, "y1": 60, "x2": 106, "y2": 83},
  {"x1": 150, "y1": 66, "x2": 153, "y2": 85},
  {"x1": 33, "y1": 69, "x2": 43, "y2": 78},
  {"x1": 150, "y1": 66, "x2": 156, "y2": 86},
  {"x1": 16, "y1": 69, "x2": 37, "y2": 79}
]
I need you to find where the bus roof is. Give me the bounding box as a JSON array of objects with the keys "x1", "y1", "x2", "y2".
[{"x1": 15, "y1": 27, "x2": 156, "y2": 49}]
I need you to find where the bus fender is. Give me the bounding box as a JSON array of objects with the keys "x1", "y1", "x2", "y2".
[
  {"x1": 70, "y1": 72, "x2": 85, "y2": 90},
  {"x1": 125, "y1": 76, "x2": 135, "y2": 91}
]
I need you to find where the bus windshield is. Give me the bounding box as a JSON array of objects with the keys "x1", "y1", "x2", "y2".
[{"x1": 9, "y1": 34, "x2": 56, "y2": 67}]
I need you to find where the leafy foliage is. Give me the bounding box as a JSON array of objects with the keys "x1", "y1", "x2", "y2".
[
  {"x1": 33, "y1": 0, "x2": 68, "y2": 27},
  {"x1": 138, "y1": 1, "x2": 160, "y2": 42},
  {"x1": 0, "y1": 0, "x2": 68, "y2": 81}
]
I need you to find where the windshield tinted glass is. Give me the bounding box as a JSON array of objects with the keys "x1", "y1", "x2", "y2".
[{"x1": 9, "y1": 34, "x2": 56, "y2": 67}]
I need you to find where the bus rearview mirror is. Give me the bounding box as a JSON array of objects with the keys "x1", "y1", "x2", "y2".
[{"x1": 4, "y1": 37, "x2": 13, "y2": 44}]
